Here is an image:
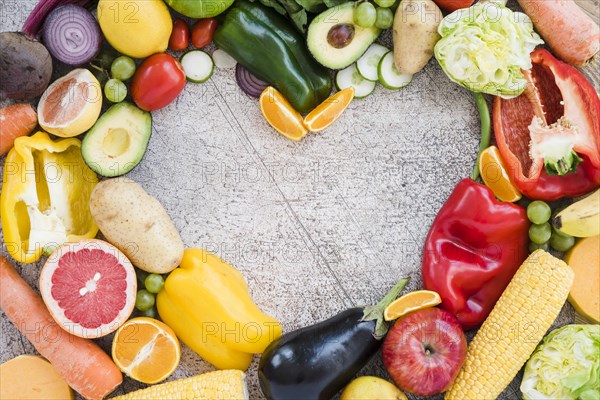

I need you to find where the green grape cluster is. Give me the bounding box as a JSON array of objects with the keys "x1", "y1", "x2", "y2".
[{"x1": 354, "y1": 0, "x2": 395, "y2": 30}]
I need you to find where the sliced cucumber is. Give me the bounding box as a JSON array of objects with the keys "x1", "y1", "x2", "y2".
[
  {"x1": 212, "y1": 49, "x2": 237, "y2": 69},
  {"x1": 336, "y1": 64, "x2": 376, "y2": 98},
  {"x1": 378, "y1": 51, "x2": 413, "y2": 90},
  {"x1": 180, "y1": 50, "x2": 214, "y2": 83},
  {"x1": 356, "y1": 43, "x2": 389, "y2": 81}
]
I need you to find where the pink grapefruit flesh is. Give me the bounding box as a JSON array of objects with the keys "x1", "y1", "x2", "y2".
[{"x1": 40, "y1": 239, "x2": 136, "y2": 339}]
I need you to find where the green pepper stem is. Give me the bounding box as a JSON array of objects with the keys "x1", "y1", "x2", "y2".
[
  {"x1": 361, "y1": 277, "x2": 410, "y2": 340},
  {"x1": 471, "y1": 92, "x2": 491, "y2": 181}
]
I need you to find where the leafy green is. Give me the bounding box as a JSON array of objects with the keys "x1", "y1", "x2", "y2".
[
  {"x1": 323, "y1": 0, "x2": 347, "y2": 7},
  {"x1": 521, "y1": 325, "x2": 600, "y2": 400},
  {"x1": 434, "y1": 0, "x2": 543, "y2": 98},
  {"x1": 255, "y1": 0, "x2": 288, "y2": 14},
  {"x1": 295, "y1": 0, "x2": 326, "y2": 13},
  {"x1": 290, "y1": 10, "x2": 309, "y2": 32},
  {"x1": 250, "y1": 0, "x2": 343, "y2": 32}
]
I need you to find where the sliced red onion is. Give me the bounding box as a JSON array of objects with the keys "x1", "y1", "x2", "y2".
[
  {"x1": 42, "y1": 4, "x2": 101, "y2": 66},
  {"x1": 235, "y1": 63, "x2": 269, "y2": 99},
  {"x1": 22, "y1": 0, "x2": 90, "y2": 38}
]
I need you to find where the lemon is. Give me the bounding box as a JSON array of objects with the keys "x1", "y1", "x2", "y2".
[
  {"x1": 341, "y1": 376, "x2": 407, "y2": 400},
  {"x1": 97, "y1": 0, "x2": 172, "y2": 59},
  {"x1": 38, "y1": 69, "x2": 102, "y2": 138}
]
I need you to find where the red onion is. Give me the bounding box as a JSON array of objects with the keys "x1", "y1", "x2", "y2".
[
  {"x1": 235, "y1": 63, "x2": 269, "y2": 99},
  {"x1": 41, "y1": 4, "x2": 101, "y2": 66},
  {"x1": 22, "y1": 0, "x2": 90, "y2": 38}
]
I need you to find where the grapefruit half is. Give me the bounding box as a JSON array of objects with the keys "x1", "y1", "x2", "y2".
[
  {"x1": 40, "y1": 239, "x2": 136, "y2": 338},
  {"x1": 38, "y1": 68, "x2": 102, "y2": 138}
]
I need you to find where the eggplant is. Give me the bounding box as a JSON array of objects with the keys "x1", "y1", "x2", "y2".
[{"x1": 258, "y1": 278, "x2": 410, "y2": 400}]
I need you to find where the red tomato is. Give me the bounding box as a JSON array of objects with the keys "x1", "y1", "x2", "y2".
[
  {"x1": 131, "y1": 53, "x2": 186, "y2": 111},
  {"x1": 432, "y1": 0, "x2": 474, "y2": 11},
  {"x1": 191, "y1": 18, "x2": 218, "y2": 48},
  {"x1": 169, "y1": 19, "x2": 190, "y2": 51}
]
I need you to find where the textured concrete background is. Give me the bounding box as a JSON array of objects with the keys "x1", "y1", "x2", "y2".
[{"x1": 1, "y1": 0, "x2": 599, "y2": 399}]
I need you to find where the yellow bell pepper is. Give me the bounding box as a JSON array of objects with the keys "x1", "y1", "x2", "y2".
[
  {"x1": 1, "y1": 131, "x2": 98, "y2": 263},
  {"x1": 157, "y1": 248, "x2": 282, "y2": 371}
]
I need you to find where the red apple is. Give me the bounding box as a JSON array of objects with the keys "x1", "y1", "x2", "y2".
[{"x1": 382, "y1": 307, "x2": 467, "y2": 396}]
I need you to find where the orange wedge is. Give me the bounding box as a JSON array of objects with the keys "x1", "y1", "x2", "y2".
[
  {"x1": 479, "y1": 146, "x2": 522, "y2": 202},
  {"x1": 259, "y1": 86, "x2": 308, "y2": 141},
  {"x1": 383, "y1": 290, "x2": 442, "y2": 321},
  {"x1": 112, "y1": 317, "x2": 180, "y2": 384},
  {"x1": 304, "y1": 87, "x2": 355, "y2": 132}
]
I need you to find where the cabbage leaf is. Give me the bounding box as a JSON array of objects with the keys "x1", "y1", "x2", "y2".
[
  {"x1": 434, "y1": 0, "x2": 543, "y2": 98},
  {"x1": 521, "y1": 324, "x2": 600, "y2": 400}
]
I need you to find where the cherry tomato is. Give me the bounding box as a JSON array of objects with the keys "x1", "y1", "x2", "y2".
[
  {"x1": 432, "y1": 0, "x2": 474, "y2": 11},
  {"x1": 191, "y1": 18, "x2": 218, "y2": 49},
  {"x1": 169, "y1": 18, "x2": 190, "y2": 51},
  {"x1": 131, "y1": 53, "x2": 186, "y2": 111}
]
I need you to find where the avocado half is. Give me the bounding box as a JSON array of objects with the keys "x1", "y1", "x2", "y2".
[
  {"x1": 82, "y1": 102, "x2": 151, "y2": 177},
  {"x1": 307, "y1": 2, "x2": 380, "y2": 70}
]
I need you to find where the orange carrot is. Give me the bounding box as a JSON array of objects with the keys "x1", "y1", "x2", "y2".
[
  {"x1": 518, "y1": 0, "x2": 599, "y2": 66},
  {"x1": 0, "y1": 257, "x2": 122, "y2": 400},
  {"x1": 0, "y1": 103, "x2": 37, "y2": 155}
]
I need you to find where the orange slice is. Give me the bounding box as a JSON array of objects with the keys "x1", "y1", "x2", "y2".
[
  {"x1": 259, "y1": 86, "x2": 308, "y2": 141},
  {"x1": 38, "y1": 68, "x2": 102, "y2": 138},
  {"x1": 479, "y1": 146, "x2": 522, "y2": 202},
  {"x1": 112, "y1": 317, "x2": 180, "y2": 384},
  {"x1": 304, "y1": 87, "x2": 355, "y2": 132},
  {"x1": 383, "y1": 290, "x2": 442, "y2": 321}
]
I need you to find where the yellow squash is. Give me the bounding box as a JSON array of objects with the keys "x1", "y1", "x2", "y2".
[
  {"x1": 157, "y1": 248, "x2": 282, "y2": 370},
  {"x1": 1, "y1": 131, "x2": 98, "y2": 263}
]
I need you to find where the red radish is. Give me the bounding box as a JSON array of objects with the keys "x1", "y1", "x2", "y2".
[
  {"x1": 0, "y1": 256, "x2": 122, "y2": 400},
  {"x1": 0, "y1": 103, "x2": 37, "y2": 155},
  {"x1": 517, "y1": 0, "x2": 599, "y2": 66},
  {"x1": 39, "y1": 239, "x2": 137, "y2": 339}
]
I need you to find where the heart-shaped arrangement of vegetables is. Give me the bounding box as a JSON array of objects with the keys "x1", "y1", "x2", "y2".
[{"x1": 0, "y1": 0, "x2": 599, "y2": 399}]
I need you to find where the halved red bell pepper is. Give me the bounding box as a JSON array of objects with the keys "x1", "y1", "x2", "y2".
[
  {"x1": 422, "y1": 178, "x2": 529, "y2": 329},
  {"x1": 494, "y1": 48, "x2": 600, "y2": 201}
]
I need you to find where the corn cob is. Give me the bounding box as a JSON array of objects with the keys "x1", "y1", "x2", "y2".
[
  {"x1": 445, "y1": 250, "x2": 574, "y2": 400},
  {"x1": 112, "y1": 370, "x2": 248, "y2": 400}
]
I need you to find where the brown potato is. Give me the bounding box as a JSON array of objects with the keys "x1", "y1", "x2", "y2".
[
  {"x1": 90, "y1": 178, "x2": 184, "y2": 274},
  {"x1": 393, "y1": 0, "x2": 443, "y2": 75}
]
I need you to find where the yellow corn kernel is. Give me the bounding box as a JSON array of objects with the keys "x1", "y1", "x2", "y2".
[
  {"x1": 445, "y1": 250, "x2": 574, "y2": 400},
  {"x1": 112, "y1": 370, "x2": 248, "y2": 400}
]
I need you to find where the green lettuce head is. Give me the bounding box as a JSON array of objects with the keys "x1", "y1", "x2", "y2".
[
  {"x1": 521, "y1": 324, "x2": 600, "y2": 400},
  {"x1": 434, "y1": 0, "x2": 543, "y2": 98}
]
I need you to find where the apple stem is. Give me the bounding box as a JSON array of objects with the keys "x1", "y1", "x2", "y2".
[{"x1": 361, "y1": 277, "x2": 410, "y2": 340}]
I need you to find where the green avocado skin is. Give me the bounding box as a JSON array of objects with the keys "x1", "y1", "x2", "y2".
[
  {"x1": 164, "y1": 0, "x2": 234, "y2": 18},
  {"x1": 214, "y1": 0, "x2": 332, "y2": 113}
]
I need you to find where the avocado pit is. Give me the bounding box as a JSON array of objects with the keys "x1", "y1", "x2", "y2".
[{"x1": 327, "y1": 24, "x2": 355, "y2": 49}]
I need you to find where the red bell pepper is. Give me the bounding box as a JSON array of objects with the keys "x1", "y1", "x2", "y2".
[
  {"x1": 422, "y1": 178, "x2": 529, "y2": 329},
  {"x1": 494, "y1": 48, "x2": 600, "y2": 201}
]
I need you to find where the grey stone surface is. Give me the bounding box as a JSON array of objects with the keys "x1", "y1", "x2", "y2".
[{"x1": 1, "y1": 1, "x2": 598, "y2": 399}]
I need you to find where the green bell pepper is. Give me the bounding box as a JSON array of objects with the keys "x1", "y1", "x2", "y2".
[{"x1": 214, "y1": 0, "x2": 332, "y2": 113}]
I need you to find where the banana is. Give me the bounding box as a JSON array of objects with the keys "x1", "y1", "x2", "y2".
[{"x1": 553, "y1": 189, "x2": 600, "y2": 237}]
